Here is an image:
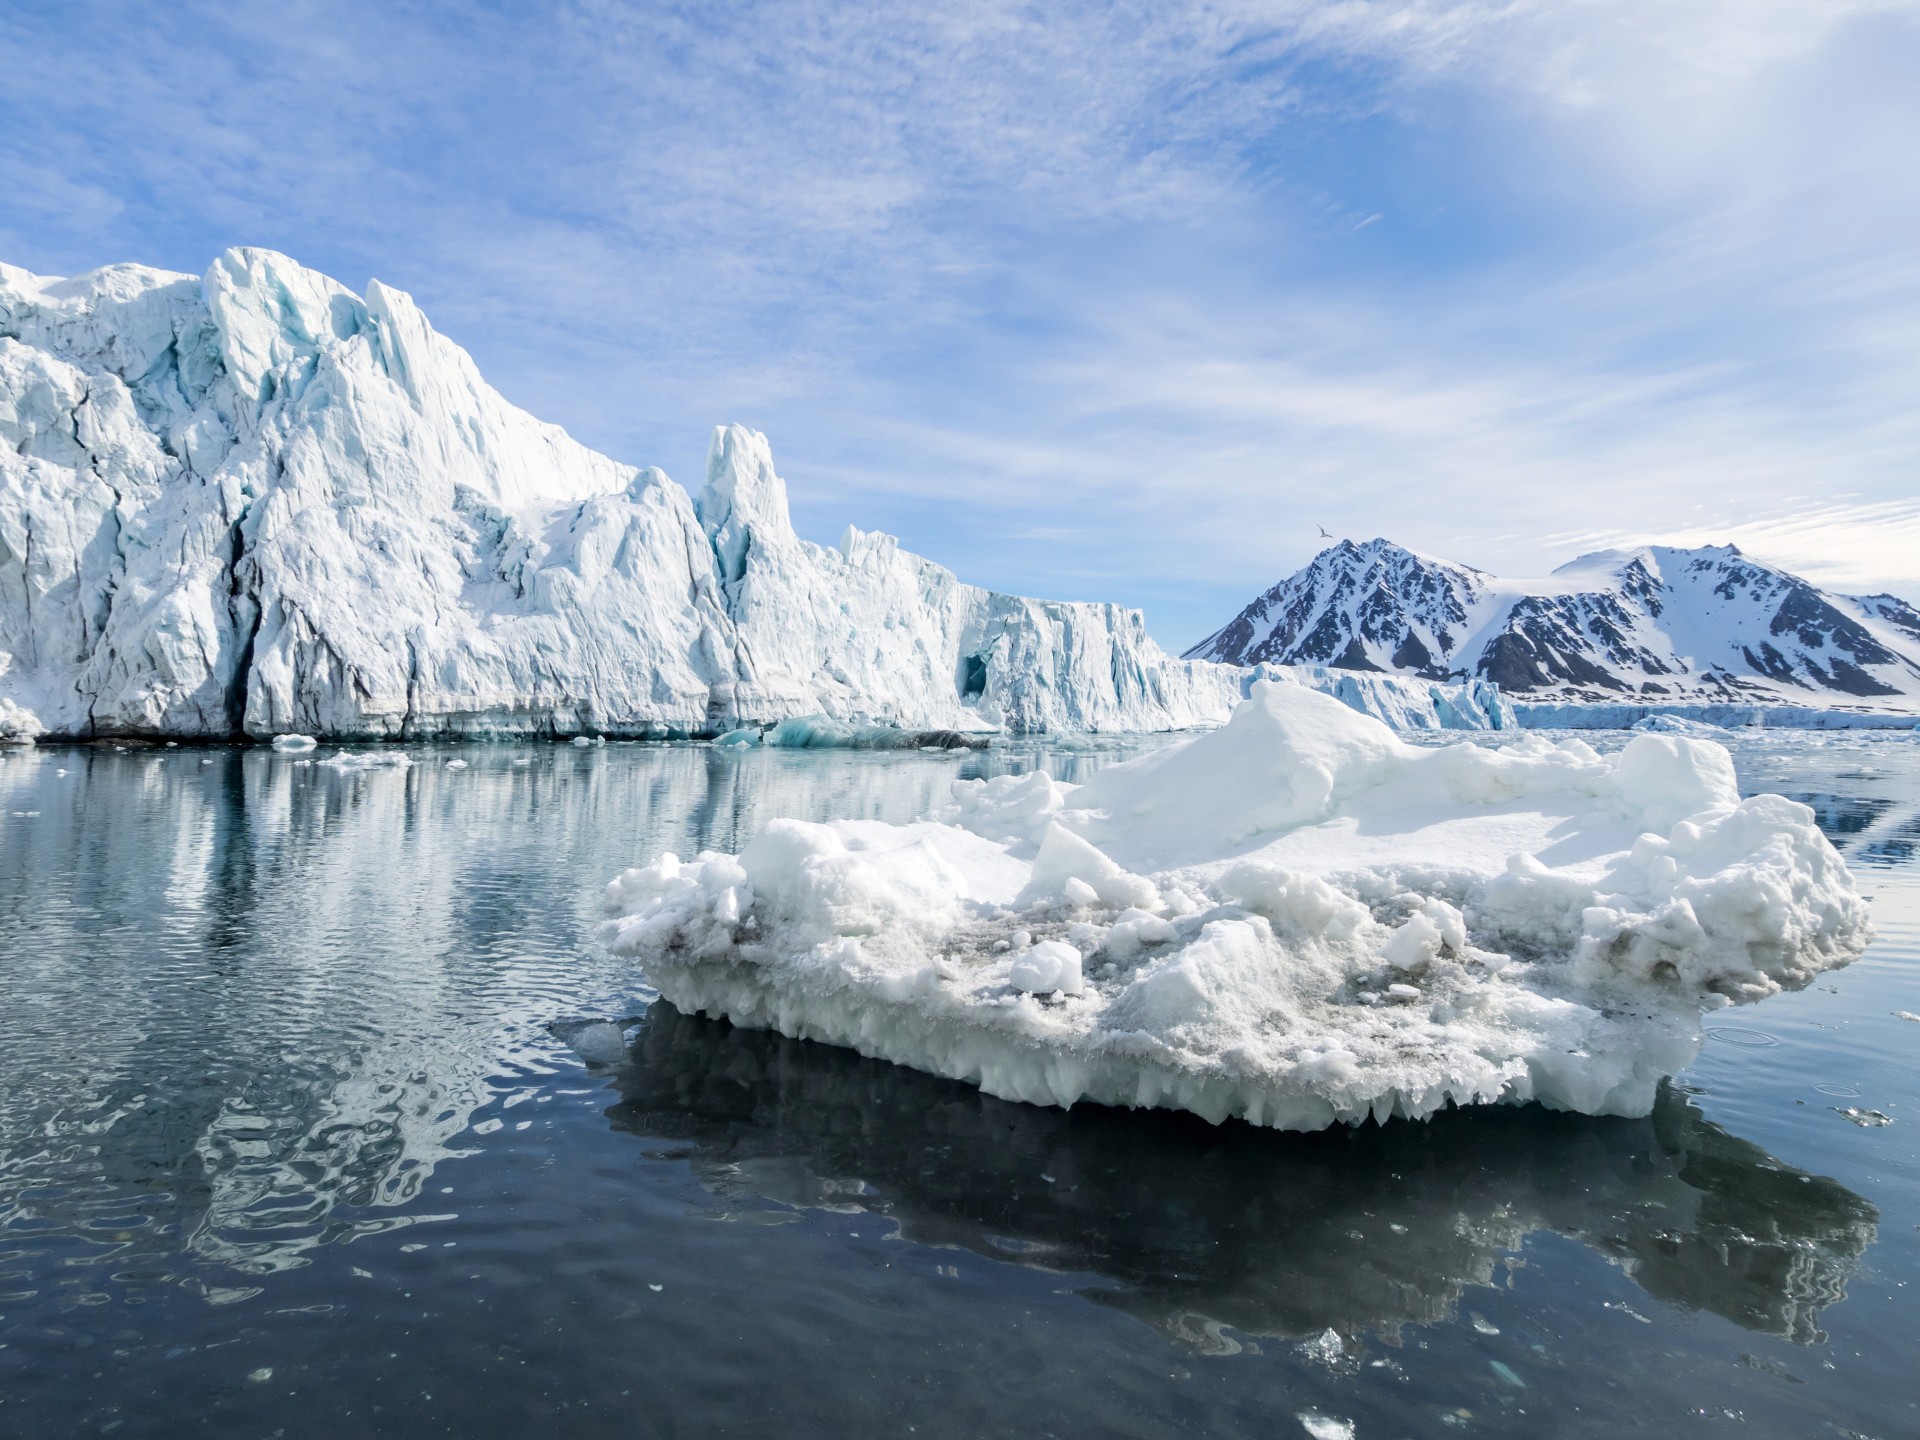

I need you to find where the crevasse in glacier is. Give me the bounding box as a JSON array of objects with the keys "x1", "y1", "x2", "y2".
[{"x1": 1, "y1": 248, "x2": 1504, "y2": 739}]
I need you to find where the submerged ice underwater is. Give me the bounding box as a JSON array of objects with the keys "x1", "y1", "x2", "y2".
[{"x1": 605, "y1": 682, "x2": 1871, "y2": 1131}]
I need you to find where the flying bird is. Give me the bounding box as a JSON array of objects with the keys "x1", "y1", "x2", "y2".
[{"x1": 1318, "y1": 525, "x2": 1332, "y2": 539}]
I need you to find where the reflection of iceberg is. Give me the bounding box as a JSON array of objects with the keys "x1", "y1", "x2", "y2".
[
  {"x1": 0, "y1": 738, "x2": 1135, "y2": 1295},
  {"x1": 607, "y1": 1006, "x2": 1877, "y2": 1348},
  {"x1": 607, "y1": 684, "x2": 1871, "y2": 1129},
  {"x1": 0, "y1": 746, "x2": 649, "y2": 1286}
]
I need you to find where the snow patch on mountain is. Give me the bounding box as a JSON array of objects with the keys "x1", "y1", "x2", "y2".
[{"x1": 1189, "y1": 538, "x2": 1920, "y2": 712}]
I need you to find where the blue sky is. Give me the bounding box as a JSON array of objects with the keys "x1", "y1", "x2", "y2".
[{"x1": 5, "y1": 2, "x2": 1918, "y2": 648}]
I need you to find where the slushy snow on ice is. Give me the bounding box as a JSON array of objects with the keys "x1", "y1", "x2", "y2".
[{"x1": 604, "y1": 682, "x2": 1870, "y2": 1131}]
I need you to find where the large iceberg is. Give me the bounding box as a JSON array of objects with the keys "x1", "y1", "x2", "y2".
[
  {"x1": 604, "y1": 682, "x2": 1869, "y2": 1130},
  {"x1": 0, "y1": 249, "x2": 1504, "y2": 740}
]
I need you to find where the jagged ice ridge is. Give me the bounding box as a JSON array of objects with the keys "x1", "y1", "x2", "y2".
[{"x1": 0, "y1": 249, "x2": 1510, "y2": 742}]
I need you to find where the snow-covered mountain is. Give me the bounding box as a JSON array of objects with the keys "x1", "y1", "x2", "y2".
[
  {"x1": 1188, "y1": 539, "x2": 1920, "y2": 709},
  {"x1": 2, "y1": 248, "x2": 1261, "y2": 740}
]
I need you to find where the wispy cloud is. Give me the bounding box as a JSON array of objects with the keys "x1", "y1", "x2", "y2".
[{"x1": 3, "y1": 1, "x2": 1917, "y2": 645}]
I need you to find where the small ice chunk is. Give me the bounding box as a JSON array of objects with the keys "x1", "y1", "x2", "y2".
[
  {"x1": 942, "y1": 769, "x2": 1067, "y2": 843},
  {"x1": 445, "y1": 758, "x2": 468, "y2": 769},
  {"x1": 1832, "y1": 1107, "x2": 1892, "y2": 1127},
  {"x1": 1103, "y1": 908, "x2": 1178, "y2": 959},
  {"x1": 271, "y1": 734, "x2": 317, "y2": 752},
  {"x1": 321, "y1": 749, "x2": 413, "y2": 770},
  {"x1": 1061, "y1": 876, "x2": 1099, "y2": 908},
  {"x1": 568, "y1": 1021, "x2": 630, "y2": 1065},
  {"x1": 1009, "y1": 940, "x2": 1083, "y2": 996},
  {"x1": 1295, "y1": 1415, "x2": 1354, "y2": 1440},
  {"x1": 1020, "y1": 823, "x2": 1159, "y2": 911}
]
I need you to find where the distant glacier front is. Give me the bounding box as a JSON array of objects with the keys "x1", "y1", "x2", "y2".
[{"x1": 0, "y1": 249, "x2": 1505, "y2": 742}]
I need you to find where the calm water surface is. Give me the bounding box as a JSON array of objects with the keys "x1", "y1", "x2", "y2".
[{"x1": 0, "y1": 731, "x2": 1915, "y2": 1438}]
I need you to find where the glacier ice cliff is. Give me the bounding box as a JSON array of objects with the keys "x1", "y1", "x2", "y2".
[{"x1": 1, "y1": 249, "x2": 1503, "y2": 740}]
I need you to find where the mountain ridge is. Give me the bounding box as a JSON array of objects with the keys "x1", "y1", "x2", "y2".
[{"x1": 1186, "y1": 538, "x2": 1920, "y2": 708}]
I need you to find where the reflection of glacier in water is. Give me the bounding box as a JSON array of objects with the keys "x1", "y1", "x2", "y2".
[
  {"x1": 608, "y1": 1005, "x2": 1877, "y2": 1349},
  {"x1": 0, "y1": 739, "x2": 1143, "y2": 1296},
  {"x1": 0, "y1": 751, "x2": 556, "y2": 1291}
]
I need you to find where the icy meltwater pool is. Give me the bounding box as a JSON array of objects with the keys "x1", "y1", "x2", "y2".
[{"x1": 0, "y1": 732, "x2": 1914, "y2": 1439}]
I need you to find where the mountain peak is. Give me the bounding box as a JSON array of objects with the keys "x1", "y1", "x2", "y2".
[{"x1": 1192, "y1": 537, "x2": 1920, "y2": 707}]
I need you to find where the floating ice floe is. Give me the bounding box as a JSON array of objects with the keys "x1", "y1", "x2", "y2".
[
  {"x1": 319, "y1": 749, "x2": 414, "y2": 770},
  {"x1": 763, "y1": 715, "x2": 987, "y2": 751},
  {"x1": 707, "y1": 716, "x2": 989, "y2": 750},
  {"x1": 270, "y1": 733, "x2": 318, "y2": 752},
  {"x1": 1629, "y1": 714, "x2": 1730, "y2": 738},
  {"x1": 603, "y1": 682, "x2": 1871, "y2": 1131}
]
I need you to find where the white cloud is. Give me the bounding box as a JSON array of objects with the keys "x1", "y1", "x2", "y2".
[
  {"x1": 3, "y1": 0, "x2": 1917, "y2": 647},
  {"x1": 1555, "y1": 499, "x2": 1920, "y2": 598}
]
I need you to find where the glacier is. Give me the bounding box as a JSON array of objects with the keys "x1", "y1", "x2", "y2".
[
  {"x1": 604, "y1": 682, "x2": 1870, "y2": 1132},
  {"x1": 0, "y1": 249, "x2": 1506, "y2": 741}
]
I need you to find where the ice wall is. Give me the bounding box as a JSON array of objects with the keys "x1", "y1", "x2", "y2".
[{"x1": 1, "y1": 249, "x2": 1506, "y2": 740}]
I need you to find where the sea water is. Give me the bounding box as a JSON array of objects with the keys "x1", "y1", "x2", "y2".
[{"x1": 0, "y1": 731, "x2": 1914, "y2": 1438}]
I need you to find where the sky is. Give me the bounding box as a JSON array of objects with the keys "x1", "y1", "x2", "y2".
[{"x1": 5, "y1": 1, "x2": 1919, "y2": 650}]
